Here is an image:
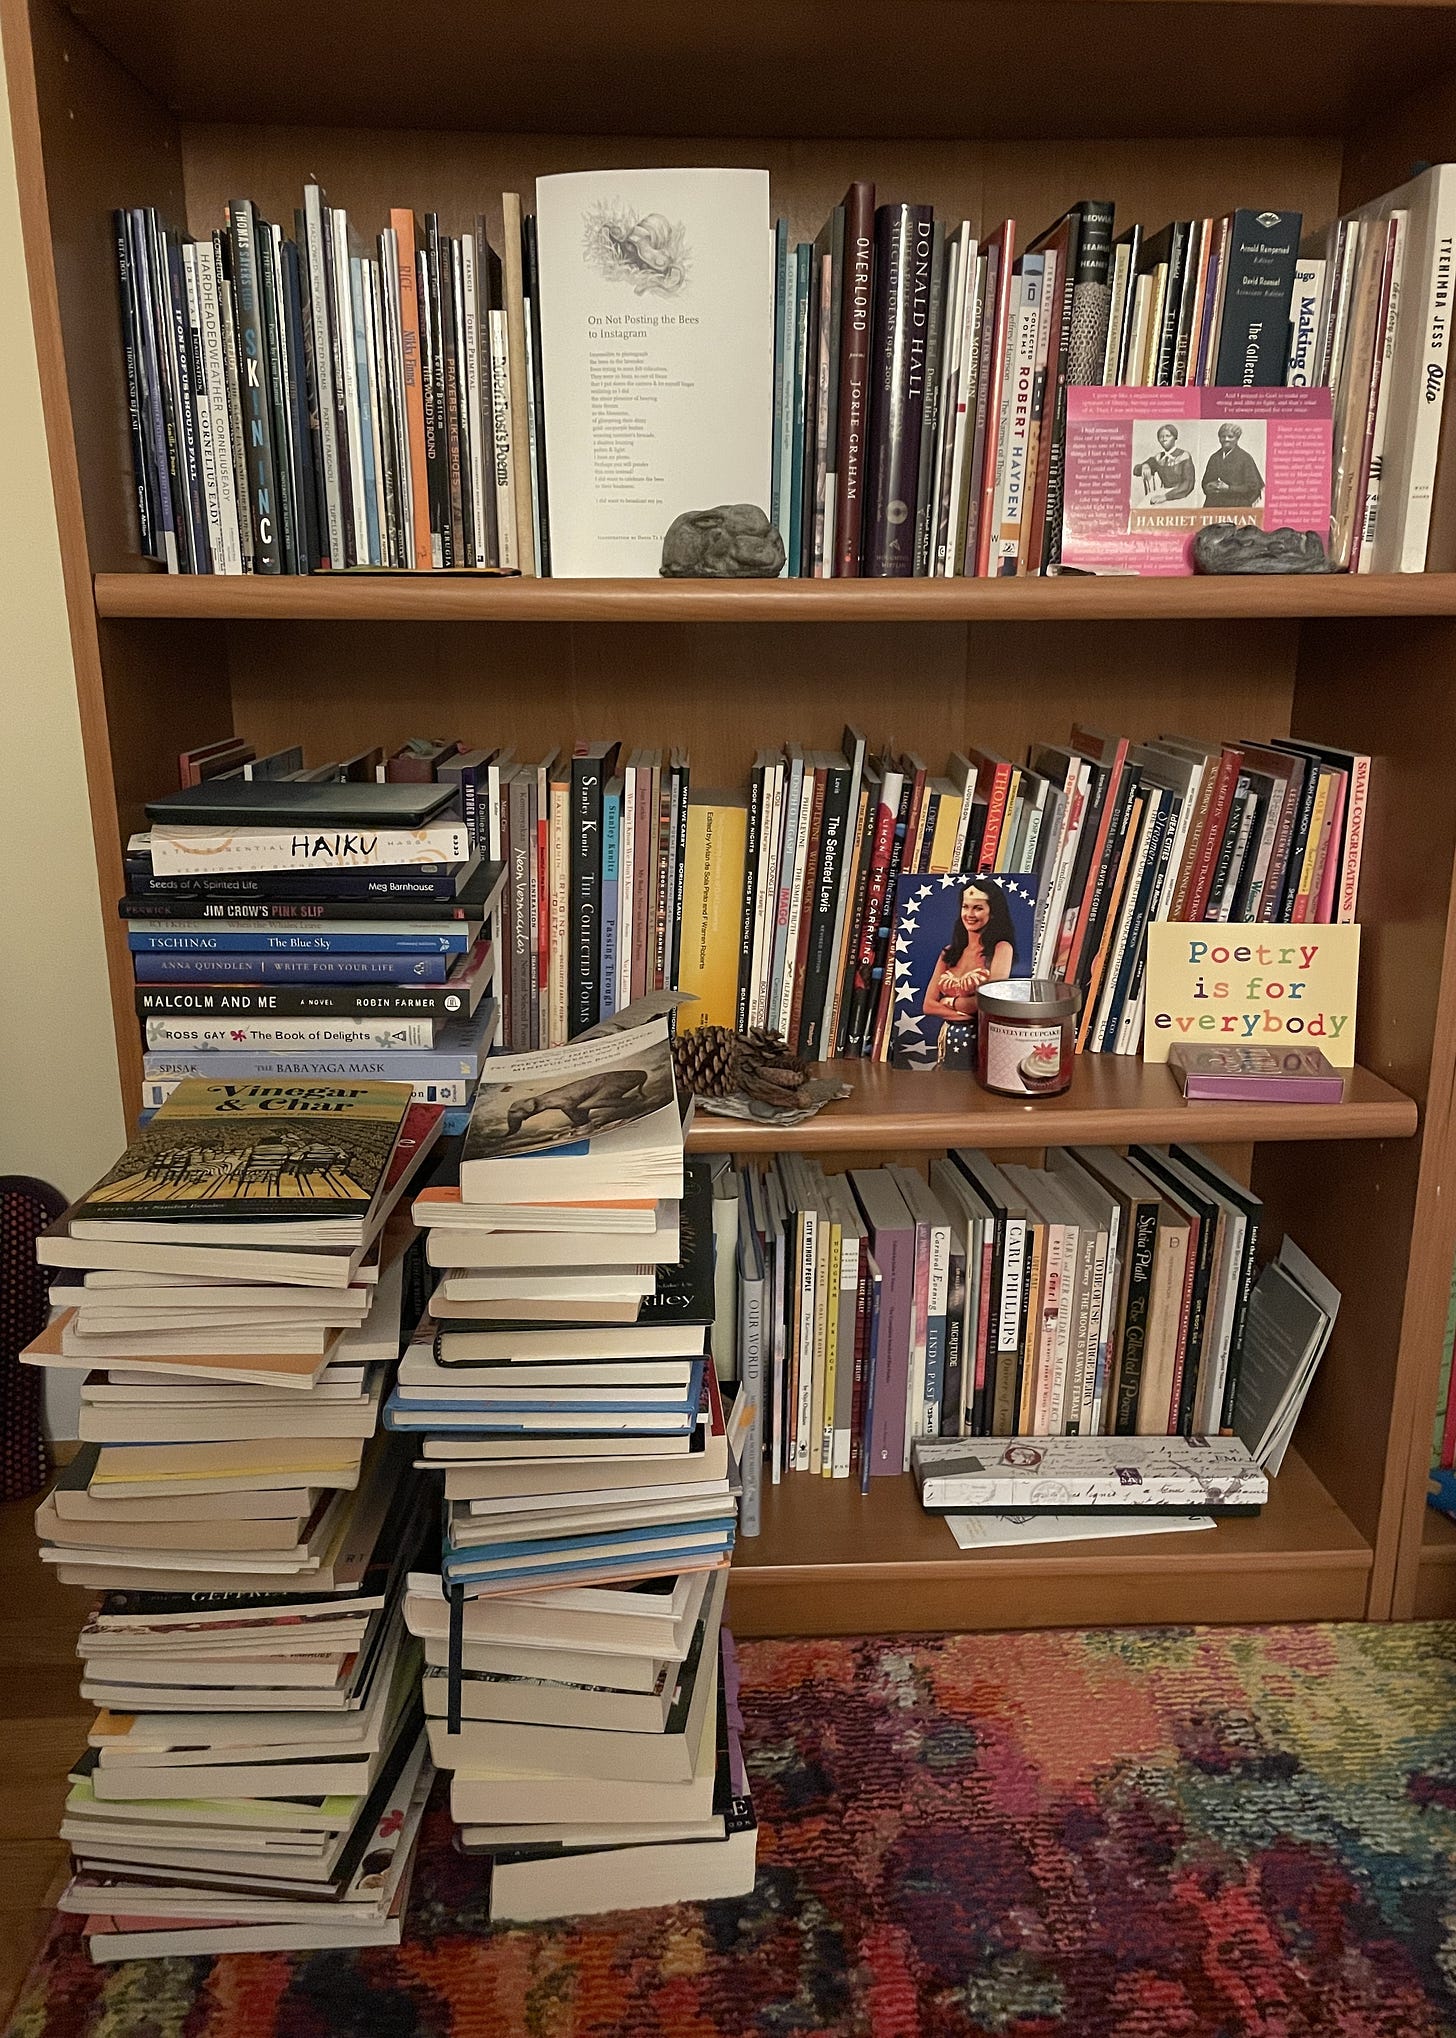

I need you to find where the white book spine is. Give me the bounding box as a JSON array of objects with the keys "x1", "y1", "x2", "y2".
[
  {"x1": 775, "y1": 770, "x2": 816, "y2": 1040},
  {"x1": 459, "y1": 233, "x2": 490, "y2": 568},
  {"x1": 617, "y1": 760, "x2": 637, "y2": 1016},
  {"x1": 144, "y1": 821, "x2": 471, "y2": 876},
  {"x1": 145, "y1": 1017, "x2": 436, "y2": 1050},
  {"x1": 992, "y1": 278, "x2": 1037, "y2": 570},
  {"x1": 522, "y1": 312, "x2": 543, "y2": 577},
  {"x1": 1285, "y1": 257, "x2": 1327, "y2": 386},
  {"x1": 793, "y1": 1203, "x2": 817, "y2": 1474},
  {"x1": 749, "y1": 759, "x2": 784, "y2": 1030},
  {"x1": 362, "y1": 259, "x2": 392, "y2": 565},
  {"x1": 333, "y1": 213, "x2": 370, "y2": 565},
  {"x1": 1356, "y1": 211, "x2": 1408, "y2": 573},
  {"x1": 304, "y1": 188, "x2": 346, "y2": 569},
  {"x1": 1033, "y1": 1222, "x2": 1066, "y2": 1436},
  {"x1": 946, "y1": 251, "x2": 985, "y2": 572},
  {"x1": 378, "y1": 230, "x2": 414, "y2": 568},
  {"x1": 487, "y1": 307, "x2": 518, "y2": 572},
  {"x1": 181, "y1": 244, "x2": 226, "y2": 574},
  {"x1": 193, "y1": 243, "x2": 243, "y2": 575}
]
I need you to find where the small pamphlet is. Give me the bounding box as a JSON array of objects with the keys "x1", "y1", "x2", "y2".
[
  {"x1": 1061, "y1": 386, "x2": 1333, "y2": 575},
  {"x1": 886, "y1": 872, "x2": 1040, "y2": 1071},
  {"x1": 1168, "y1": 1044, "x2": 1346, "y2": 1102},
  {"x1": 1143, "y1": 923, "x2": 1360, "y2": 1067}
]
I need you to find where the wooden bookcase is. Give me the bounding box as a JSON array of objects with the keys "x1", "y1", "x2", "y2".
[{"x1": 10, "y1": 0, "x2": 1456, "y2": 1636}]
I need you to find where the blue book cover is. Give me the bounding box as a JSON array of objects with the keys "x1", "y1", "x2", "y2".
[
  {"x1": 442, "y1": 1533, "x2": 734, "y2": 1587},
  {"x1": 445, "y1": 1516, "x2": 736, "y2": 1568},
  {"x1": 1429, "y1": 1465, "x2": 1456, "y2": 1520},
  {"x1": 1093, "y1": 791, "x2": 1173, "y2": 1053},
  {"x1": 770, "y1": 219, "x2": 790, "y2": 554},
  {"x1": 599, "y1": 780, "x2": 621, "y2": 1023},
  {"x1": 132, "y1": 952, "x2": 454, "y2": 984},
  {"x1": 787, "y1": 243, "x2": 811, "y2": 578},
  {"x1": 128, "y1": 926, "x2": 472, "y2": 956}
]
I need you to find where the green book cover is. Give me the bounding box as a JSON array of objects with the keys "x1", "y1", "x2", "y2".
[{"x1": 77, "y1": 1079, "x2": 410, "y2": 1222}]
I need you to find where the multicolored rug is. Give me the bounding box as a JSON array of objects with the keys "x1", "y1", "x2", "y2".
[{"x1": 9, "y1": 1622, "x2": 1456, "y2": 2038}]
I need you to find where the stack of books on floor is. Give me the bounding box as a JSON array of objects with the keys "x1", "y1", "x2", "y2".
[
  {"x1": 126, "y1": 764, "x2": 502, "y2": 1116},
  {"x1": 22, "y1": 1077, "x2": 440, "y2": 1958},
  {"x1": 730, "y1": 1143, "x2": 1286, "y2": 1531},
  {"x1": 389, "y1": 1011, "x2": 758, "y2": 1920}
]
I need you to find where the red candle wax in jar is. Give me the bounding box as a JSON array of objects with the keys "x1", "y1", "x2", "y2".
[{"x1": 975, "y1": 978, "x2": 1081, "y2": 1098}]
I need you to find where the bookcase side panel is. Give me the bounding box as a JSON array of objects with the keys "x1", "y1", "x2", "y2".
[{"x1": 1253, "y1": 616, "x2": 1456, "y2": 1614}]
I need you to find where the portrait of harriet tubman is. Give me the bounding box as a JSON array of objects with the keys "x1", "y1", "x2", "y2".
[{"x1": 1201, "y1": 422, "x2": 1265, "y2": 509}]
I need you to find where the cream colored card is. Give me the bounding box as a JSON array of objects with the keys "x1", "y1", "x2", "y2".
[{"x1": 1143, "y1": 924, "x2": 1361, "y2": 1066}]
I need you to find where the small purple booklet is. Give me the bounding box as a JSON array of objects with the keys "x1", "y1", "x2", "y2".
[
  {"x1": 1168, "y1": 1044, "x2": 1346, "y2": 1102},
  {"x1": 1061, "y1": 386, "x2": 1333, "y2": 576}
]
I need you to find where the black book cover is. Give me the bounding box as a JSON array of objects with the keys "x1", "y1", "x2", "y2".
[
  {"x1": 212, "y1": 230, "x2": 255, "y2": 572},
  {"x1": 122, "y1": 860, "x2": 500, "y2": 926},
  {"x1": 855, "y1": 766, "x2": 915, "y2": 1055},
  {"x1": 523, "y1": 213, "x2": 552, "y2": 576},
  {"x1": 114, "y1": 211, "x2": 156, "y2": 557},
  {"x1": 1274, "y1": 755, "x2": 1323, "y2": 920},
  {"x1": 125, "y1": 862, "x2": 478, "y2": 906},
  {"x1": 669, "y1": 751, "x2": 691, "y2": 1002},
  {"x1": 147, "y1": 777, "x2": 459, "y2": 829},
  {"x1": 131, "y1": 211, "x2": 179, "y2": 566},
  {"x1": 143, "y1": 212, "x2": 190, "y2": 570},
  {"x1": 1203, "y1": 773, "x2": 1252, "y2": 921},
  {"x1": 281, "y1": 236, "x2": 324, "y2": 573},
  {"x1": 1172, "y1": 1145, "x2": 1263, "y2": 1431},
  {"x1": 799, "y1": 752, "x2": 853, "y2": 1058},
  {"x1": 735, "y1": 759, "x2": 765, "y2": 1035},
  {"x1": 1113, "y1": 1198, "x2": 1160, "y2": 1435},
  {"x1": 255, "y1": 218, "x2": 301, "y2": 572},
  {"x1": 437, "y1": 230, "x2": 466, "y2": 566},
  {"x1": 832, "y1": 773, "x2": 879, "y2": 1058},
  {"x1": 163, "y1": 230, "x2": 211, "y2": 572},
  {"x1": 1074, "y1": 767, "x2": 1141, "y2": 994},
  {"x1": 227, "y1": 200, "x2": 282, "y2": 573},
  {"x1": 864, "y1": 203, "x2": 935, "y2": 576},
  {"x1": 568, "y1": 742, "x2": 620, "y2": 1034},
  {"x1": 1213, "y1": 208, "x2": 1302, "y2": 387},
  {"x1": 448, "y1": 236, "x2": 474, "y2": 567},
  {"x1": 1060, "y1": 757, "x2": 1112, "y2": 951},
  {"x1": 290, "y1": 210, "x2": 331, "y2": 570}
]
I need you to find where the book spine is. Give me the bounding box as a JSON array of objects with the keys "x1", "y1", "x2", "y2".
[
  {"x1": 388, "y1": 212, "x2": 433, "y2": 570},
  {"x1": 736, "y1": 763, "x2": 764, "y2": 1033},
  {"x1": 506, "y1": 774, "x2": 533, "y2": 1049},
  {"x1": 834, "y1": 184, "x2": 876, "y2": 576},
  {"x1": 115, "y1": 211, "x2": 159, "y2": 559},
  {"x1": 522, "y1": 213, "x2": 551, "y2": 576},
  {"x1": 258, "y1": 226, "x2": 300, "y2": 571},
  {"x1": 785, "y1": 770, "x2": 827, "y2": 1048},
  {"x1": 181, "y1": 243, "x2": 226, "y2": 575},
  {"x1": 1213, "y1": 208, "x2": 1302, "y2": 386},
  {"x1": 1039, "y1": 217, "x2": 1082, "y2": 570},
  {"x1": 165, "y1": 234, "x2": 212, "y2": 572},
  {"x1": 569, "y1": 750, "x2": 607, "y2": 1033},
  {"x1": 500, "y1": 195, "x2": 537, "y2": 576},
  {"x1": 599, "y1": 780, "x2": 620, "y2": 1022},
  {"x1": 862, "y1": 773, "x2": 914, "y2": 1055},
  {"x1": 912, "y1": 222, "x2": 947, "y2": 575},
  {"x1": 800, "y1": 763, "x2": 852, "y2": 1058},
  {"x1": 146, "y1": 1014, "x2": 437, "y2": 1049},
  {"x1": 1184, "y1": 754, "x2": 1241, "y2": 922},
  {"x1": 135, "y1": 974, "x2": 469, "y2": 1014},
  {"x1": 865, "y1": 205, "x2": 935, "y2": 576},
  {"x1": 226, "y1": 210, "x2": 277, "y2": 570},
  {"x1": 670, "y1": 756, "x2": 691, "y2": 994},
  {"x1": 1337, "y1": 755, "x2": 1370, "y2": 924},
  {"x1": 1068, "y1": 201, "x2": 1115, "y2": 384},
  {"x1": 1112, "y1": 1202, "x2": 1158, "y2": 1433},
  {"x1": 966, "y1": 234, "x2": 1011, "y2": 575},
  {"x1": 845, "y1": 773, "x2": 902, "y2": 1055}
]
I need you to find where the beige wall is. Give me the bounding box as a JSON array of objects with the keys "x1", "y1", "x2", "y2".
[{"x1": 0, "y1": 38, "x2": 126, "y2": 1425}]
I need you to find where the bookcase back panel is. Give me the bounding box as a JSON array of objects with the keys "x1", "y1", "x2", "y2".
[
  {"x1": 1252, "y1": 621, "x2": 1456, "y2": 1597},
  {"x1": 222, "y1": 618, "x2": 1297, "y2": 788},
  {"x1": 176, "y1": 127, "x2": 1343, "y2": 270},
  {"x1": 49, "y1": 0, "x2": 1456, "y2": 145}
]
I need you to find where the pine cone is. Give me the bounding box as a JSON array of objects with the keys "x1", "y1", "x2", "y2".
[{"x1": 672, "y1": 1024, "x2": 814, "y2": 1109}]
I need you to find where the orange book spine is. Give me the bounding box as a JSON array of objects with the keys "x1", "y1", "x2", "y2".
[{"x1": 390, "y1": 210, "x2": 434, "y2": 570}]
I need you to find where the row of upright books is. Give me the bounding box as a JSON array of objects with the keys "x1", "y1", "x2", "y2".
[
  {"x1": 725, "y1": 1146, "x2": 1340, "y2": 1540},
  {"x1": 132, "y1": 720, "x2": 1369, "y2": 1087},
  {"x1": 115, "y1": 162, "x2": 1456, "y2": 578}
]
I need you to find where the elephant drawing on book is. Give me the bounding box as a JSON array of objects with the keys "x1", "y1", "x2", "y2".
[{"x1": 504, "y1": 1066, "x2": 652, "y2": 1141}]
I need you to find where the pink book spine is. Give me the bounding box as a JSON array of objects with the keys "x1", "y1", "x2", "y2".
[
  {"x1": 1338, "y1": 756, "x2": 1369, "y2": 925},
  {"x1": 1313, "y1": 771, "x2": 1347, "y2": 924}
]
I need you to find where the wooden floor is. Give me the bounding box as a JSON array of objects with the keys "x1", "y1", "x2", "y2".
[{"x1": 0, "y1": 1490, "x2": 91, "y2": 2024}]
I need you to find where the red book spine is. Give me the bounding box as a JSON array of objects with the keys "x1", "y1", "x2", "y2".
[
  {"x1": 834, "y1": 183, "x2": 876, "y2": 578},
  {"x1": 1338, "y1": 756, "x2": 1370, "y2": 924},
  {"x1": 1312, "y1": 771, "x2": 1347, "y2": 924},
  {"x1": 975, "y1": 764, "x2": 1012, "y2": 873},
  {"x1": 1185, "y1": 753, "x2": 1241, "y2": 921}
]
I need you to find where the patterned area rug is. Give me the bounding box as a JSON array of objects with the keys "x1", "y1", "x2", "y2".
[{"x1": 8, "y1": 1621, "x2": 1456, "y2": 2038}]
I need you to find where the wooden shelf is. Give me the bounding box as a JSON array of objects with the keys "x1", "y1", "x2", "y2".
[
  {"x1": 724, "y1": 1449, "x2": 1372, "y2": 1634},
  {"x1": 92, "y1": 572, "x2": 1456, "y2": 625},
  {"x1": 1414, "y1": 1505, "x2": 1456, "y2": 1616},
  {"x1": 685, "y1": 1057, "x2": 1417, "y2": 1153}
]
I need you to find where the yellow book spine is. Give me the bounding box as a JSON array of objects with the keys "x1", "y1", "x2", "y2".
[
  {"x1": 929, "y1": 795, "x2": 960, "y2": 875},
  {"x1": 679, "y1": 794, "x2": 748, "y2": 1030},
  {"x1": 1294, "y1": 769, "x2": 1332, "y2": 920}
]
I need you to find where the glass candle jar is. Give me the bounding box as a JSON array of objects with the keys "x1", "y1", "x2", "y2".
[{"x1": 975, "y1": 978, "x2": 1082, "y2": 1098}]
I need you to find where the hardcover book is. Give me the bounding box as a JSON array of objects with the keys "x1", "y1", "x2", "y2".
[
  {"x1": 1060, "y1": 386, "x2": 1332, "y2": 575},
  {"x1": 75, "y1": 1079, "x2": 412, "y2": 1223},
  {"x1": 911, "y1": 1433, "x2": 1268, "y2": 1512},
  {"x1": 1168, "y1": 1044, "x2": 1346, "y2": 1101}
]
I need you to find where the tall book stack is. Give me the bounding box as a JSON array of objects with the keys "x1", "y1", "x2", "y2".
[
  {"x1": 21, "y1": 1080, "x2": 440, "y2": 1959},
  {"x1": 128, "y1": 763, "x2": 503, "y2": 1116},
  {"x1": 732, "y1": 1142, "x2": 1267, "y2": 1528},
  {"x1": 385, "y1": 1012, "x2": 758, "y2": 1921}
]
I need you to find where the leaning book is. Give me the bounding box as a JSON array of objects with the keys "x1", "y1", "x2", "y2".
[
  {"x1": 911, "y1": 1435, "x2": 1268, "y2": 1513},
  {"x1": 534, "y1": 168, "x2": 773, "y2": 576},
  {"x1": 74, "y1": 1079, "x2": 413, "y2": 1224}
]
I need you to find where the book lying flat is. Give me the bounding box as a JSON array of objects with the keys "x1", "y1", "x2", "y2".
[{"x1": 912, "y1": 1434, "x2": 1268, "y2": 1512}]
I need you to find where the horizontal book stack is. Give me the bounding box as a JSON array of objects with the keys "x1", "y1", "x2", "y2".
[
  {"x1": 22, "y1": 1081, "x2": 440, "y2": 1960},
  {"x1": 127, "y1": 764, "x2": 503, "y2": 1115},
  {"x1": 386, "y1": 1012, "x2": 757, "y2": 1921},
  {"x1": 730, "y1": 1142, "x2": 1269, "y2": 1528},
  {"x1": 114, "y1": 163, "x2": 1456, "y2": 578}
]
